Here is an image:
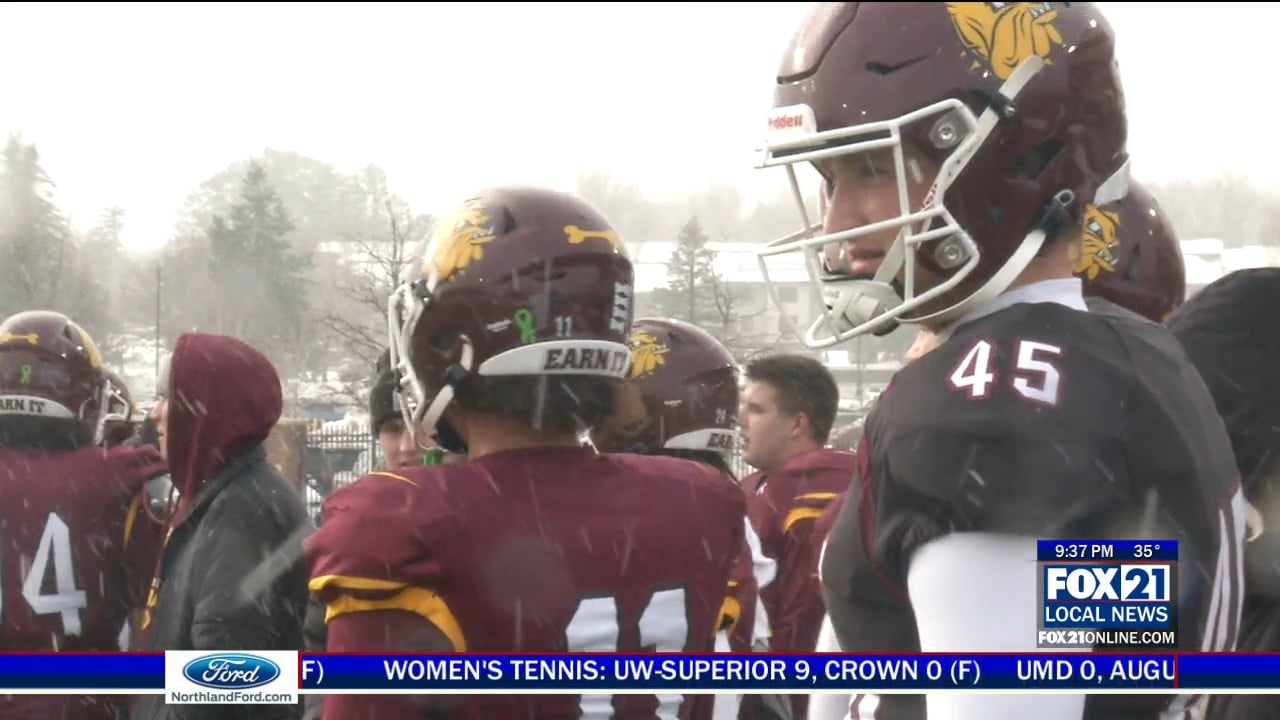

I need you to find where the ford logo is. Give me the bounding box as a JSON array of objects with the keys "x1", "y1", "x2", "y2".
[{"x1": 182, "y1": 653, "x2": 281, "y2": 690}]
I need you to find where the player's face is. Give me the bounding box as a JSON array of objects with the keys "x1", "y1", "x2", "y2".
[
  {"x1": 150, "y1": 397, "x2": 169, "y2": 460},
  {"x1": 738, "y1": 380, "x2": 795, "y2": 473},
  {"x1": 378, "y1": 416, "x2": 443, "y2": 469},
  {"x1": 817, "y1": 144, "x2": 939, "y2": 281}
]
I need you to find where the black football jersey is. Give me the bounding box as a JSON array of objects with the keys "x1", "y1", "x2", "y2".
[{"x1": 822, "y1": 300, "x2": 1244, "y2": 720}]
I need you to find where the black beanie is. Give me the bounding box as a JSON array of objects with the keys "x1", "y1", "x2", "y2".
[{"x1": 369, "y1": 350, "x2": 402, "y2": 435}]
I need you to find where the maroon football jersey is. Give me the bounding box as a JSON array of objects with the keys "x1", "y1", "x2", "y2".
[
  {"x1": 746, "y1": 448, "x2": 854, "y2": 651},
  {"x1": 0, "y1": 444, "x2": 167, "y2": 720},
  {"x1": 0, "y1": 444, "x2": 167, "y2": 649},
  {"x1": 308, "y1": 445, "x2": 746, "y2": 720}
]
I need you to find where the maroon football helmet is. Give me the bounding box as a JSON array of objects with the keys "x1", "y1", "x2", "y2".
[
  {"x1": 0, "y1": 310, "x2": 110, "y2": 445},
  {"x1": 755, "y1": 2, "x2": 1130, "y2": 346},
  {"x1": 591, "y1": 318, "x2": 740, "y2": 457},
  {"x1": 388, "y1": 186, "x2": 635, "y2": 442},
  {"x1": 101, "y1": 369, "x2": 136, "y2": 447},
  {"x1": 1076, "y1": 180, "x2": 1186, "y2": 323}
]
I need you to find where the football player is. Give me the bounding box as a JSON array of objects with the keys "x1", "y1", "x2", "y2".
[
  {"x1": 755, "y1": 3, "x2": 1243, "y2": 719},
  {"x1": 591, "y1": 317, "x2": 786, "y2": 720},
  {"x1": 0, "y1": 310, "x2": 169, "y2": 719},
  {"x1": 738, "y1": 353, "x2": 853, "y2": 719},
  {"x1": 100, "y1": 368, "x2": 174, "y2": 653},
  {"x1": 305, "y1": 186, "x2": 746, "y2": 720},
  {"x1": 1167, "y1": 269, "x2": 1280, "y2": 720},
  {"x1": 808, "y1": 177, "x2": 1190, "y2": 720},
  {"x1": 369, "y1": 349, "x2": 463, "y2": 469}
]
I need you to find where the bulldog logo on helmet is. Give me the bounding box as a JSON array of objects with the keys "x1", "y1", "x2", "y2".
[
  {"x1": 628, "y1": 329, "x2": 669, "y2": 379},
  {"x1": 1073, "y1": 203, "x2": 1121, "y2": 280},
  {"x1": 946, "y1": 2, "x2": 1063, "y2": 80},
  {"x1": 425, "y1": 197, "x2": 498, "y2": 283}
]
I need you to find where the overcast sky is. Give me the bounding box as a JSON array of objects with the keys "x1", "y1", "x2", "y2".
[{"x1": 2, "y1": 2, "x2": 1275, "y2": 250}]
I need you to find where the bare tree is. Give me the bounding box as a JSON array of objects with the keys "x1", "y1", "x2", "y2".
[
  {"x1": 319, "y1": 195, "x2": 432, "y2": 405},
  {"x1": 709, "y1": 274, "x2": 780, "y2": 363}
]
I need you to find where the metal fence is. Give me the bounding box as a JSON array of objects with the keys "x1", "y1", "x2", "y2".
[
  {"x1": 302, "y1": 427, "x2": 755, "y2": 525},
  {"x1": 302, "y1": 429, "x2": 379, "y2": 525}
]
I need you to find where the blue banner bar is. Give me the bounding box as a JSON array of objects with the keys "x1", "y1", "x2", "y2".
[
  {"x1": 0, "y1": 652, "x2": 1275, "y2": 692},
  {"x1": 1037, "y1": 539, "x2": 1178, "y2": 562},
  {"x1": 0, "y1": 653, "x2": 162, "y2": 689},
  {"x1": 298, "y1": 653, "x2": 1183, "y2": 691},
  {"x1": 1180, "y1": 653, "x2": 1280, "y2": 689}
]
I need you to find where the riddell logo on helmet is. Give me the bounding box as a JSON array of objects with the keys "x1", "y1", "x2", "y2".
[
  {"x1": 768, "y1": 114, "x2": 805, "y2": 130},
  {"x1": 766, "y1": 105, "x2": 816, "y2": 142}
]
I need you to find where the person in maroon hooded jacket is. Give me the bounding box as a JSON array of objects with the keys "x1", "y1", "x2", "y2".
[{"x1": 133, "y1": 333, "x2": 311, "y2": 720}]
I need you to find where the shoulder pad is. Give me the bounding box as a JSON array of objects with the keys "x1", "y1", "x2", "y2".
[{"x1": 306, "y1": 470, "x2": 452, "y2": 597}]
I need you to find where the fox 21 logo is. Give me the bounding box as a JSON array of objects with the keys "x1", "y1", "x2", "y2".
[{"x1": 1045, "y1": 565, "x2": 1171, "y2": 602}]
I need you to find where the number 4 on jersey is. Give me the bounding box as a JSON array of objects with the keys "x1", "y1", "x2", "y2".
[
  {"x1": 949, "y1": 339, "x2": 1063, "y2": 406},
  {"x1": 1, "y1": 512, "x2": 89, "y2": 636}
]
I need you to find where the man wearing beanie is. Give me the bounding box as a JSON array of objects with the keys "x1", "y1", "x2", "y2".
[
  {"x1": 301, "y1": 351, "x2": 462, "y2": 720},
  {"x1": 370, "y1": 350, "x2": 462, "y2": 470},
  {"x1": 1167, "y1": 268, "x2": 1280, "y2": 720}
]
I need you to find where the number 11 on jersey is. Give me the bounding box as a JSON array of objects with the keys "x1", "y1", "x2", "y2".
[{"x1": 949, "y1": 339, "x2": 1063, "y2": 406}]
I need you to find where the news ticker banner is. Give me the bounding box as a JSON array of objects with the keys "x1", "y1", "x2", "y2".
[
  {"x1": 1037, "y1": 539, "x2": 1178, "y2": 649},
  {"x1": 3, "y1": 652, "x2": 1280, "y2": 702}
]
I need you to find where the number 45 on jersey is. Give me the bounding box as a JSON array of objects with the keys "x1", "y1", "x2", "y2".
[
  {"x1": 949, "y1": 339, "x2": 1063, "y2": 406},
  {"x1": 2, "y1": 512, "x2": 89, "y2": 636}
]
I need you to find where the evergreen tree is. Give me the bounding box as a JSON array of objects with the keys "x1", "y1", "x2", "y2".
[
  {"x1": 0, "y1": 134, "x2": 69, "y2": 313},
  {"x1": 657, "y1": 214, "x2": 720, "y2": 325},
  {"x1": 206, "y1": 161, "x2": 312, "y2": 368}
]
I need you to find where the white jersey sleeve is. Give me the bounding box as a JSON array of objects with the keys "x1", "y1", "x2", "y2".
[
  {"x1": 744, "y1": 520, "x2": 775, "y2": 644},
  {"x1": 906, "y1": 533, "x2": 1088, "y2": 720},
  {"x1": 809, "y1": 614, "x2": 853, "y2": 720}
]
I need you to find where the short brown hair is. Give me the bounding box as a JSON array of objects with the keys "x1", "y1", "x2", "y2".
[
  {"x1": 455, "y1": 375, "x2": 621, "y2": 435},
  {"x1": 745, "y1": 354, "x2": 839, "y2": 444}
]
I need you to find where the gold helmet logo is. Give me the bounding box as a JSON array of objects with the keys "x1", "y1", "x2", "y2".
[
  {"x1": 946, "y1": 2, "x2": 1063, "y2": 80},
  {"x1": 1073, "y1": 203, "x2": 1121, "y2": 280},
  {"x1": 424, "y1": 197, "x2": 498, "y2": 284},
  {"x1": 0, "y1": 332, "x2": 38, "y2": 346},
  {"x1": 628, "y1": 330, "x2": 669, "y2": 379},
  {"x1": 564, "y1": 224, "x2": 623, "y2": 253}
]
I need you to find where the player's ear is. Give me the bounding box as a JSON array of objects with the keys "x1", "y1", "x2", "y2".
[{"x1": 791, "y1": 411, "x2": 813, "y2": 442}]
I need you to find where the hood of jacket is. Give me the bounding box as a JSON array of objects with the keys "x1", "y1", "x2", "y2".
[{"x1": 163, "y1": 332, "x2": 282, "y2": 519}]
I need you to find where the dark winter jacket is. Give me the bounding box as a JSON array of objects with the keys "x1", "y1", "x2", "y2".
[{"x1": 132, "y1": 333, "x2": 311, "y2": 720}]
